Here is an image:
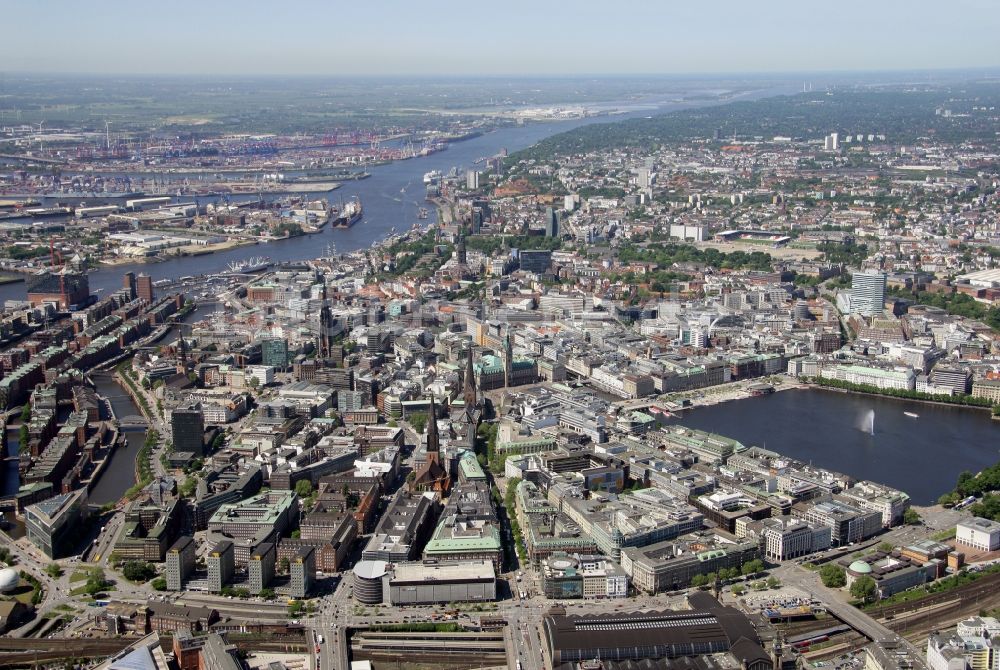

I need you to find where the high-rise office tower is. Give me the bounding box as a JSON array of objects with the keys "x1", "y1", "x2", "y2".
[
  {"x1": 851, "y1": 270, "x2": 887, "y2": 317},
  {"x1": 123, "y1": 272, "x2": 137, "y2": 300},
  {"x1": 545, "y1": 207, "x2": 559, "y2": 238},
  {"x1": 136, "y1": 273, "x2": 154, "y2": 303},
  {"x1": 171, "y1": 402, "x2": 205, "y2": 455}
]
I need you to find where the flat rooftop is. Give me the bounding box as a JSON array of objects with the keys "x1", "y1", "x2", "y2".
[{"x1": 390, "y1": 560, "x2": 495, "y2": 584}]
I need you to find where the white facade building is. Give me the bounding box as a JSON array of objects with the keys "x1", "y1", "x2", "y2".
[
  {"x1": 956, "y1": 517, "x2": 1000, "y2": 552},
  {"x1": 247, "y1": 365, "x2": 275, "y2": 387}
]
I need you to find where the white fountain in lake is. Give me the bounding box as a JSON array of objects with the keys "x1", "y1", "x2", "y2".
[{"x1": 857, "y1": 409, "x2": 875, "y2": 436}]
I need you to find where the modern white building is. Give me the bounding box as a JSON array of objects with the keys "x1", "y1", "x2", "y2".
[
  {"x1": 758, "y1": 518, "x2": 831, "y2": 561},
  {"x1": 246, "y1": 365, "x2": 274, "y2": 387},
  {"x1": 636, "y1": 168, "x2": 652, "y2": 189},
  {"x1": 956, "y1": 517, "x2": 1000, "y2": 553},
  {"x1": 669, "y1": 223, "x2": 706, "y2": 242},
  {"x1": 851, "y1": 270, "x2": 887, "y2": 317}
]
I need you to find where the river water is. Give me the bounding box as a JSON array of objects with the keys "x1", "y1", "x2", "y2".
[
  {"x1": 2, "y1": 429, "x2": 20, "y2": 498},
  {"x1": 86, "y1": 372, "x2": 147, "y2": 505},
  {"x1": 0, "y1": 303, "x2": 216, "y2": 503},
  {"x1": 666, "y1": 388, "x2": 999, "y2": 505},
  {"x1": 0, "y1": 85, "x2": 800, "y2": 302},
  {"x1": 86, "y1": 303, "x2": 217, "y2": 504}
]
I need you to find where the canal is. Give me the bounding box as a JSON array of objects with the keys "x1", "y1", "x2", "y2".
[
  {"x1": 86, "y1": 302, "x2": 216, "y2": 505},
  {"x1": 86, "y1": 373, "x2": 147, "y2": 506},
  {"x1": 666, "y1": 387, "x2": 1000, "y2": 505},
  {"x1": 1, "y1": 428, "x2": 24, "y2": 537}
]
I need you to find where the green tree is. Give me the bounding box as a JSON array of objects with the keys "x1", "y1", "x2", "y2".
[
  {"x1": 122, "y1": 561, "x2": 156, "y2": 583},
  {"x1": 179, "y1": 476, "x2": 198, "y2": 498},
  {"x1": 278, "y1": 557, "x2": 290, "y2": 574},
  {"x1": 408, "y1": 413, "x2": 428, "y2": 434},
  {"x1": 46, "y1": 563, "x2": 63, "y2": 578},
  {"x1": 741, "y1": 559, "x2": 764, "y2": 577},
  {"x1": 295, "y1": 479, "x2": 314, "y2": 498},
  {"x1": 20, "y1": 404, "x2": 31, "y2": 422},
  {"x1": 903, "y1": 508, "x2": 921, "y2": 525},
  {"x1": 766, "y1": 576, "x2": 780, "y2": 589},
  {"x1": 151, "y1": 577, "x2": 167, "y2": 591},
  {"x1": 259, "y1": 588, "x2": 275, "y2": 600},
  {"x1": 820, "y1": 564, "x2": 847, "y2": 588},
  {"x1": 690, "y1": 574, "x2": 707, "y2": 588},
  {"x1": 84, "y1": 568, "x2": 111, "y2": 595},
  {"x1": 850, "y1": 575, "x2": 878, "y2": 603}
]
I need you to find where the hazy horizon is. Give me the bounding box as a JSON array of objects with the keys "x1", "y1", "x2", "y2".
[
  {"x1": 2, "y1": 68, "x2": 1000, "y2": 80},
  {"x1": 2, "y1": 0, "x2": 998, "y2": 77}
]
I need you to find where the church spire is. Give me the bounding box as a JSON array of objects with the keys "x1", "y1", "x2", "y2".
[
  {"x1": 463, "y1": 346, "x2": 477, "y2": 414},
  {"x1": 503, "y1": 331, "x2": 512, "y2": 388},
  {"x1": 425, "y1": 394, "x2": 439, "y2": 462},
  {"x1": 317, "y1": 277, "x2": 333, "y2": 359}
]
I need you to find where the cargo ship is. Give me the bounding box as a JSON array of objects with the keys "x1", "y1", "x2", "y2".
[
  {"x1": 332, "y1": 197, "x2": 362, "y2": 228},
  {"x1": 224, "y1": 256, "x2": 272, "y2": 275},
  {"x1": 19, "y1": 206, "x2": 74, "y2": 219}
]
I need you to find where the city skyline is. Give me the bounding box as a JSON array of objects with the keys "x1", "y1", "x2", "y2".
[
  {"x1": 2, "y1": 4, "x2": 1000, "y2": 667},
  {"x1": 1, "y1": 0, "x2": 999, "y2": 76}
]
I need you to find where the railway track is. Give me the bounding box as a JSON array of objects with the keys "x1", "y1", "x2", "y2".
[
  {"x1": 871, "y1": 571, "x2": 1000, "y2": 620},
  {"x1": 801, "y1": 633, "x2": 869, "y2": 661},
  {"x1": 0, "y1": 638, "x2": 132, "y2": 653},
  {"x1": 0, "y1": 637, "x2": 133, "y2": 667},
  {"x1": 778, "y1": 617, "x2": 841, "y2": 637},
  {"x1": 778, "y1": 572, "x2": 1000, "y2": 649}
]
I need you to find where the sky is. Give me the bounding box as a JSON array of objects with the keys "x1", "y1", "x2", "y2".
[{"x1": 2, "y1": 0, "x2": 998, "y2": 76}]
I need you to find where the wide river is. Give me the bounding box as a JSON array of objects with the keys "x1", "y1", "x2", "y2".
[
  {"x1": 666, "y1": 388, "x2": 999, "y2": 505},
  {"x1": 0, "y1": 85, "x2": 799, "y2": 300}
]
